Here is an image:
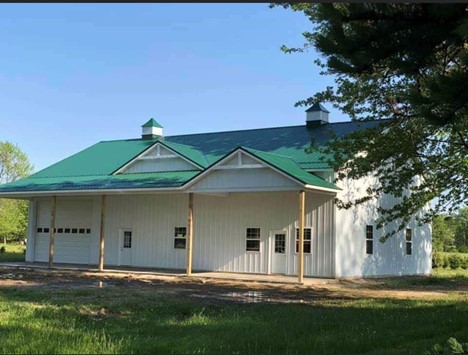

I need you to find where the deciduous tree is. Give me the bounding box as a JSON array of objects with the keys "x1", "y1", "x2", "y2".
[{"x1": 0, "y1": 142, "x2": 33, "y2": 242}]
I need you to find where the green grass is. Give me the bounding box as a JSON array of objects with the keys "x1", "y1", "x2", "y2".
[
  {"x1": 432, "y1": 267, "x2": 468, "y2": 278},
  {"x1": 0, "y1": 243, "x2": 25, "y2": 262},
  {"x1": 0, "y1": 278, "x2": 467, "y2": 354}
]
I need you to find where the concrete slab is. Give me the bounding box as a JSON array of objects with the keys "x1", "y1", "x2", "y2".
[{"x1": 0, "y1": 262, "x2": 336, "y2": 286}]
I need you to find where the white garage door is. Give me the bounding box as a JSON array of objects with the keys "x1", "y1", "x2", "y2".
[{"x1": 34, "y1": 199, "x2": 93, "y2": 264}]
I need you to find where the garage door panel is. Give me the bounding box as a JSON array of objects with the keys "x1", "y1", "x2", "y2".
[{"x1": 34, "y1": 199, "x2": 93, "y2": 264}]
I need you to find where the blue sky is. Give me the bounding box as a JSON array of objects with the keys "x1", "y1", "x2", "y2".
[{"x1": 0, "y1": 4, "x2": 344, "y2": 172}]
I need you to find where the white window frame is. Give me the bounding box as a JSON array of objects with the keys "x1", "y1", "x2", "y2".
[
  {"x1": 174, "y1": 227, "x2": 187, "y2": 249},
  {"x1": 295, "y1": 227, "x2": 312, "y2": 254},
  {"x1": 405, "y1": 228, "x2": 412, "y2": 255},
  {"x1": 366, "y1": 225, "x2": 374, "y2": 255},
  {"x1": 245, "y1": 228, "x2": 261, "y2": 252}
]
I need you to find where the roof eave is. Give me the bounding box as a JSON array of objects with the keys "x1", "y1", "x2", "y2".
[{"x1": 0, "y1": 185, "x2": 186, "y2": 198}]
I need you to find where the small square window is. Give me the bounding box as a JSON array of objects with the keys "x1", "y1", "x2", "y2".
[
  {"x1": 64, "y1": 228, "x2": 71, "y2": 233},
  {"x1": 37, "y1": 228, "x2": 43, "y2": 233},
  {"x1": 44, "y1": 228, "x2": 50, "y2": 233},
  {"x1": 57, "y1": 228, "x2": 63, "y2": 233},
  {"x1": 174, "y1": 239, "x2": 186, "y2": 249},
  {"x1": 174, "y1": 227, "x2": 187, "y2": 238},
  {"x1": 246, "y1": 239, "x2": 260, "y2": 252},
  {"x1": 72, "y1": 228, "x2": 78, "y2": 234},
  {"x1": 79, "y1": 228, "x2": 85, "y2": 234},
  {"x1": 86, "y1": 228, "x2": 91, "y2": 234}
]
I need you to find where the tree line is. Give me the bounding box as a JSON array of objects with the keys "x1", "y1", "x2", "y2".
[
  {"x1": 0, "y1": 141, "x2": 33, "y2": 243},
  {"x1": 432, "y1": 208, "x2": 468, "y2": 253}
]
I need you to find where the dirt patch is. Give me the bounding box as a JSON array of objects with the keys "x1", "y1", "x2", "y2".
[{"x1": 0, "y1": 266, "x2": 466, "y2": 304}]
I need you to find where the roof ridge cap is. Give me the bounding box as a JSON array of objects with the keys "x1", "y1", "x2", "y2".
[{"x1": 165, "y1": 124, "x2": 305, "y2": 138}]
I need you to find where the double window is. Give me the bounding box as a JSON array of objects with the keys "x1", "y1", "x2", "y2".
[
  {"x1": 405, "y1": 229, "x2": 412, "y2": 255},
  {"x1": 295, "y1": 228, "x2": 312, "y2": 253},
  {"x1": 366, "y1": 225, "x2": 374, "y2": 255},
  {"x1": 246, "y1": 228, "x2": 261, "y2": 252},
  {"x1": 174, "y1": 227, "x2": 187, "y2": 249}
]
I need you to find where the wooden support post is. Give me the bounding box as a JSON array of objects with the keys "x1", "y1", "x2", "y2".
[
  {"x1": 298, "y1": 190, "x2": 305, "y2": 284},
  {"x1": 98, "y1": 195, "x2": 106, "y2": 271},
  {"x1": 186, "y1": 193, "x2": 194, "y2": 276},
  {"x1": 48, "y1": 196, "x2": 57, "y2": 268}
]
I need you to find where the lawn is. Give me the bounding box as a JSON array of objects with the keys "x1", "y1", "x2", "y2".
[
  {"x1": 0, "y1": 268, "x2": 467, "y2": 354},
  {"x1": 0, "y1": 243, "x2": 25, "y2": 262}
]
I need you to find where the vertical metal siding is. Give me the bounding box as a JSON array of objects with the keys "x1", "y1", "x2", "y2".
[
  {"x1": 25, "y1": 200, "x2": 37, "y2": 262},
  {"x1": 189, "y1": 168, "x2": 300, "y2": 192},
  {"x1": 29, "y1": 191, "x2": 335, "y2": 277},
  {"x1": 335, "y1": 175, "x2": 432, "y2": 278},
  {"x1": 124, "y1": 158, "x2": 195, "y2": 173}
]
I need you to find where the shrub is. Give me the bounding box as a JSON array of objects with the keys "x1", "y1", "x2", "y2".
[
  {"x1": 433, "y1": 252, "x2": 444, "y2": 269},
  {"x1": 0, "y1": 246, "x2": 5, "y2": 254},
  {"x1": 461, "y1": 255, "x2": 468, "y2": 270},
  {"x1": 448, "y1": 254, "x2": 462, "y2": 269},
  {"x1": 458, "y1": 245, "x2": 468, "y2": 253},
  {"x1": 442, "y1": 254, "x2": 450, "y2": 268},
  {"x1": 430, "y1": 337, "x2": 468, "y2": 354}
]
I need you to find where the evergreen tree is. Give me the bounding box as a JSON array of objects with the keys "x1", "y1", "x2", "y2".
[{"x1": 275, "y1": 4, "x2": 468, "y2": 239}]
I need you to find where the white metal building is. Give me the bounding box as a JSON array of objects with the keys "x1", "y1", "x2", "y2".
[{"x1": 0, "y1": 105, "x2": 432, "y2": 280}]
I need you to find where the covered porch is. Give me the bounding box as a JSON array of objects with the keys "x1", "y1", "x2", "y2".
[{"x1": 29, "y1": 188, "x2": 334, "y2": 284}]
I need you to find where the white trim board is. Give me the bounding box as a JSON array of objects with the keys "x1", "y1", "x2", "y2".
[{"x1": 113, "y1": 142, "x2": 203, "y2": 174}]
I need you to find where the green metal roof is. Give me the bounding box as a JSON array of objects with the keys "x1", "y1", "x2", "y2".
[
  {"x1": 0, "y1": 120, "x2": 385, "y2": 194},
  {"x1": 32, "y1": 139, "x2": 157, "y2": 178},
  {"x1": 242, "y1": 148, "x2": 339, "y2": 190},
  {"x1": 0, "y1": 171, "x2": 198, "y2": 193},
  {"x1": 161, "y1": 141, "x2": 208, "y2": 168},
  {"x1": 142, "y1": 118, "x2": 163, "y2": 128},
  {"x1": 166, "y1": 120, "x2": 385, "y2": 169},
  {"x1": 30, "y1": 120, "x2": 384, "y2": 179}
]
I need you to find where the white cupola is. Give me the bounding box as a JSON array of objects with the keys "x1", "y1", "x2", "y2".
[
  {"x1": 305, "y1": 103, "x2": 330, "y2": 128},
  {"x1": 141, "y1": 118, "x2": 163, "y2": 140}
]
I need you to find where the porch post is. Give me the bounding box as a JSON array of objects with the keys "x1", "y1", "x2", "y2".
[
  {"x1": 298, "y1": 190, "x2": 305, "y2": 284},
  {"x1": 48, "y1": 195, "x2": 57, "y2": 268},
  {"x1": 98, "y1": 195, "x2": 106, "y2": 271},
  {"x1": 186, "y1": 192, "x2": 194, "y2": 276}
]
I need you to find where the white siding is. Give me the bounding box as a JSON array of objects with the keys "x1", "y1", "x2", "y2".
[
  {"x1": 101, "y1": 191, "x2": 335, "y2": 277},
  {"x1": 124, "y1": 158, "x2": 195, "y2": 173},
  {"x1": 26, "y1": 191, "x2": 335, "y2": 277},
  {"x1": 335, "y1": 175, "x2": 432, "y2": 277},
  {"x1": 34, "y1": 198, "x2": 93, "y2": 264},
  {"x1": 189, "y1": 168, "x2": 300, "y2": 192},
  {"x1": 103, "y1": 194, "x2": 188, "y2": 268},
  {"x1": 25, "y1": 200, "x2": 37, "y2": 262},
  {"x1": 121, "y1": 144, "x2": 199, "y2": 173}
]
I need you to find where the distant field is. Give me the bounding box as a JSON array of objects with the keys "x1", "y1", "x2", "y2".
[{"x1": 0, "y1": 243, "x2": 25, "y2": 262}]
